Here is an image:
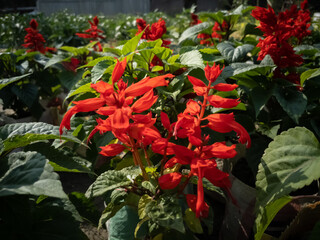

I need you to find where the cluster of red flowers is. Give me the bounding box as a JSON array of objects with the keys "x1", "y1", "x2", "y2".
[
  {"x1": 136, "y1": 18, "x2": 171, "y2": 47},
  {"x1": 251, "y1": 0, "x2": 311, "y2": 70},
  {"x1": 60, "y1": 58, "x2": 251, "y2": 218},
  {"x1": 190, "y1": 14, "x2": 228, "y2": 46},
  {"x1": 76, "y1": 16, "x2": 105, "y2": 52},
  {"x1": 22, "y1": 19, "x2": 55, "y2": 54}
]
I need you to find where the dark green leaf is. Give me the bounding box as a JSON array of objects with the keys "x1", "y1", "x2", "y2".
[
  {"x1": 0, "y1": 151, "x2": 67, "y2": 198},
  {"x1": 145, "y1": 196, "x2": 185, "y2": 233},
  {"x1": 0, "y1": 73, "x2": 32, "y2": 90},
  {"x1": 273, "y1": 84, "x2": 307, "y2": 123},
  {"x1": 179, "y1": 22, "x2": 211, "y2": 44},
  {"x1": 184, "y1": 208, "x2": 203, "y2": 234},
  {"x1": 217, "y1": 42, "x2": 254, "y2": 63},
  {"x1": 58, "y1": 69, "x2": 84, "y2": 90},
  {"x1": 25, "y1": 142, "x2": 93, "y2": 174},
  {"x1": 91, "y1": 60, "x2": 110, "y2": 83},
  {"x1": 11, "y1": 83, "x2": 38, "y2": 108},
  {"x1": 0, "y1": 122, "x2": 82, "y2": 152}
]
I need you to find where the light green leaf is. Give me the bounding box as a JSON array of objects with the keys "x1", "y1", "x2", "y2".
[
  {"x1": 138, "y1": 194, "x2": 153, "y2": 220},
  {"x1": 0, "y1": 151, "x2": 67, "y2": 198},
  {"x1": 179, "y1": 22, "x2": 211, "y2": 44},
  {"x1": 122, "y1": 31, "x2": 144, "y2": 56},
  {"x1": 77, "y1": 56, "x2": 115, "y2": 69},
  {"x1": 0, "y1": 73, "x2": 32, "y2": 90},
  {"x1": 44, "y1": 54, "x2": 65, "y2": 69},
  {"x1": 255, "y1": 196, "x2": 292, "y2": 240},
  {"x1": 256, "y1": 127, "x2": 320, "y2": 209},
  {"x1": 300, "y1": 68, "x2": 320, "y2": 86},
  {"x1": 91, "y1": 60, "x2": 110, "y2": 83},
  {"x1": 85, "y1": 166, "x2": 141, "y2": 198},
  {"x1": 180, "y1": 50, "x2": 204, "y2": 69}
]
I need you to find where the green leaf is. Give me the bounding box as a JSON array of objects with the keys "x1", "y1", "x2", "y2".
[
  {"x1": 300, "y1": 68, "x2": 320, "y2": 86},
  {"x1": 180, "y1": 50, "x2": 204, "y2": 69},
  {"x1": 273, "y1": 84, "x2": 307, "y2": 123},
  {"x1": 85, "y1": 166, "x2": 141, "y2": 198},
  {"x1": 0, "y1": 151, "x2": 67, "y2": 198},
  {"x1": 217, "y1": 42, "x2": 254, "y2": 63},
  {"x1": 44, "y1": 54, "x2": 65, "y2": 69},
  {"x1": 98, "y1": 202, "x2": 125, "y2": 228},
  {"x1": 122, "y1": 31, "x2": 144, "y2": 56},
  {"x1": 179, "y1": 22, "x2": 211, "y2": 44},
  {"x1": 184, "y1": 208, "x2": 203, "y2": 234},
  {"x1": 255, "y1": 196, "x2": 292, "y2": 240},
  {"x1": 256, "y1": 127, "x2": 320, "y2": 209},
  {"x1": 250, "y1": 85, "x2": 274, "y2": 117},
  {"x1": 66, "y1": 82, "x2": 95, "y2": 100},
  {"x1": 91, "y1": 60, "x2": 110, "y2": 83},
  {"x1": 11, "y1": 83, "x2": 38, "y2": 108},
  {"x1": 138, "y1": 194, "x2": 153, "y2": 219},
  {"x1": 0, "y1": 73, "x2": 32, "y2": 90},
  {"x1": 25, "y1": 142, "x2": 93, "y2": 174},
  {"x1": 0, "y1": 122, "x2": 82, "y2": 153},
  {"x1": 243, "y1": 23, "x2": 263, "y2": 36},
  {"x1": 145, "y1": 196, "x2": 185, "y2": 233},
  {"x1": 77, "y1": 56, "x2": 115, "y2": 69},
  {"x1": 58, "y1": 69, "x2": 84, "y2": 90}
]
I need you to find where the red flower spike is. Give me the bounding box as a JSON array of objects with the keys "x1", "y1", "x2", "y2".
[
  {"x1": 207, "y1": 95, "x2": 240, "y2": 109},
  {"x1": 212, "y1": 83, "x2": 238, "y2": 91},
  {"x1": 110, "y1": 108, "x2": 130, "y2": 131},
  {"x1": 91, "y1": 81, "x2": 114, "y2": 95},
  {"x1": 100, "y1": 144, "x2": 126, "y2": 157},
  {"x1": 187, "y1": 75, "x2": 207, "y2": 96},
  {"x1": 186, "y1": 194, "x2": 209, "y2": 218},
  {"x1": 184, "y1": 100, "x2": 201, "y2": 116},
  {"x1": 131, "y1": 89, "x2": 158, "y2": 113},
  {"x1": 202, "y1": 142, "x2": 237, "y2": 159},
  {"x1": 112, "y1": 58, "x2": 127, "y2": 85},
  {"x1": 125, "y1": 74, "x2": 173, "y2": 97},
  {"x1": 151, "y1": 138, "x2": 176, "y2": 155},
  {"x1": 158, "y1": 172, "x2": 182, "y2": 190},
  {"x1": 204, "y1": 63, "x2": 224, "y2": 83},
  {"x1": 22, "y1": 19, "x2": 54, "y2": 54},
  {"x1": 161, "y1": 112, "x2": 171, "y2": 131},
  {"x1": 76, "y1": 16, "x2": 104, "y2": 51},
  {"x1": 59, "y1": 98, "x2": 106, "y2": 134},
  {"x1": 206, "y1": 113, "x2": 251, "y2": 148}
]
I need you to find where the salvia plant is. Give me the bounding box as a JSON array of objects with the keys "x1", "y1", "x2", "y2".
[{"x1": 1, "y1": 1, "x2": 320, "y2": 239}]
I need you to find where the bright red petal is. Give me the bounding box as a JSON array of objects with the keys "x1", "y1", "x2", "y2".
[
  {"x1": 158, "y1": 172, "x2": 182, "y2": 190},
  {"x1": 100, "y1": 144, "x2": 126, "y2": 156},
  {"x1": 112, "y1": 58, "x2": 127, "y2": 84}
]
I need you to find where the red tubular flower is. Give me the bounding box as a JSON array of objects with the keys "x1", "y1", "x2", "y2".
[
  {"x1": 206, "y1": 113, "x2": 251, "y2": 148},
  {"x1": 187, "y1": 75, "x2": 207, "y2": 96},
  {"x1": 76, "y1": 16, "x2": 105, "y2": 51},
  {"x1": 204, "y1": 63, "x2": 224, "y2": 83},
  {"x1": 186, "y1": 194, "x2": 209, "y2": 218},
  {"x1": 212, "y1": 83, "x2": 238, "y2": 91},
  {"x1": 158, "y1": 172, "x2": 182, "y2": 190},
  {"x1": 207, "y1": 95, "x2": 240, "y2": 108},
  {"x1": 22, "y1": 19, "x2": 54, "y2": 54},
  {"x1": 59, "y1": 98, "x2": 106, "y2": 134},
  {"x1": 112, "y1": 58, "x2": 127, "y2": 84},
  {"x1": 100, "y1": 144, "x2": 126, "y2": 157},
  {"x1": 202, "y1": 142, "x2": 237, "y2": 159}
]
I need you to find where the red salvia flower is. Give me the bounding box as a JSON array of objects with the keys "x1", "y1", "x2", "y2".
[
  {"x1": 22, "y1": 19, "x2": 55, "y2": 54},
  {"x1": 76, "y1": 16, "x2": 105, "y2": 51}
]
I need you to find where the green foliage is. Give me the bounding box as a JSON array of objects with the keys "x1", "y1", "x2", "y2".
[{"x1": 0, "y1": 151, "x2": 67, "y2": 198}]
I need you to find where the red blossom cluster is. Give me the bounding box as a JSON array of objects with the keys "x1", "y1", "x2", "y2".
[
  {"x1": 190, "y1": 14, "x2": 228, "y2": 46},
  {"x1": 251, "y1": 0, "x2": 311, "y2": 69},
  {"x1": 136, "y1": 18, "x2": 171, "y2": 47},
  {"x1": 76, "y1": 16, "x2": 105, "y2": 52},
  {"x1": 60, "y1": 59, "x2": 251, "y2": 218},
  {"x1": 22, "y1": 19, "x2": 55, "y2": 54}
]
